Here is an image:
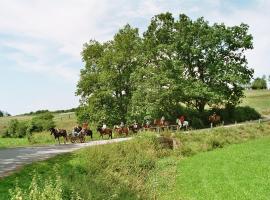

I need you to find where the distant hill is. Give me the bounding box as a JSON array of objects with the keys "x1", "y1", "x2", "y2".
[{"x1": 21, "y1": 108, "x2": 77, "y2": 116}]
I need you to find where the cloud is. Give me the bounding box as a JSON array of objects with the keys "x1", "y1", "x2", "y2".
[{"x1": 1, "y1": 0, "x2": 268, "y2": 81}]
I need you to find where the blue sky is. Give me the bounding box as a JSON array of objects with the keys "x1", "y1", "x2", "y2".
[{"x1": 0, "y1": 0, "x2": 269, "y2": 115}]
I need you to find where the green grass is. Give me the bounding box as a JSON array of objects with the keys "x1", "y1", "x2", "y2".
[
  {"x1": 0, "y1": 134, "x2": 164, "y2": 200},
  {"x1": 2, "y1": 123, "x2": 270, "y2": 199},
  {"x1": 0, "y1": 138, "x2": 29, "y2": 148},
  {"x1": 168, "y1": 137, "x2": 270, "y2": 200},
  {"x1": 242, "y1": 90, "x2": 270, "y2": 115}
]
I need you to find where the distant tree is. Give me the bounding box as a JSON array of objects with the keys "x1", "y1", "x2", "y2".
[
  {"x1": 0, "y1": 111, "x2": 3, "y2": 117},
  {"x1": 251, "y1": 77, "x2": 267, "y2": 89}
]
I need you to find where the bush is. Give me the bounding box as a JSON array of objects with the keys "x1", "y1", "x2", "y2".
[
  {"x1": 251, "y1": 77, "x2": 267, "y2": 90},
  {"x1": 3, "y1": 120, "x2": 30, "y2": 138},
  {"x1": 30, "y1": 112, "x2": 55, "y2": 132}
]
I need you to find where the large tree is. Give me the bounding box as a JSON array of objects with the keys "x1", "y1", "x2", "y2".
[
  {"x1": 77, "y1": 25, "x2": 141, "y2": 125},
  {"x1": 129, "y1": 13, "x2": 184, "y2": 121},
  {"x1": 77, "y1": 12, "x2": 254, "y2": 124}
]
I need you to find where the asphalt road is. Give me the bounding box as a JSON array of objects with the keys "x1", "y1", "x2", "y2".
[{"x1": 0, "y1": 138, "x2": 131, "y2": 178}]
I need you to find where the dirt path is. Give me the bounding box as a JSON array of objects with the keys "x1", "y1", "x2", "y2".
[{"x1": 0, "y1": 138, "x2": 131, "y2": 178}]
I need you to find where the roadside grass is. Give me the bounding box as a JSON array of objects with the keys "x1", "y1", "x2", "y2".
[
  {"x1": 242, "y1": 89, "x2": 270, "y2": 115},
  {"x1": 0, "y1": 134, "x2": 168, "y2": 200},
  {"x1": 0, "y1": 138, "x2": 29, "y2": 148},
  {"x1": 2, "y1": 122, "x2": 270, "y2": 199},
  {"x1": 167, "y1": 137, "x2": 270, "y2": 200}
]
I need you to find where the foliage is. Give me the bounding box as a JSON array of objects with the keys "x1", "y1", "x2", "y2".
[
  {"x1": 2, "y1": 112, "x2": 55, "y2": 139},
  {"x1": 77, "y1": 24, "x2": 141, "y2": 125},
  {"x1": 77, "y1": 12, "x2": 254, "y2": 125},
  {"x1": 0, "y1": 111, "x2": 3, "y2": 117},
  {"x1": 29, "y1": 112, "x2": 55, "y2": 132},
  {"x1": 251, "y1": 77, "x2": 267, "y2": 89},
  {"x1": 3, "y1": 119, "x2": 29, "y2": 138},
  {"x1": 9, "y1": 168, "x2": 82, "y2": 200}
]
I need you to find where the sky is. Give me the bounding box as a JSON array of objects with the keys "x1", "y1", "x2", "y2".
[{"x1": 0, "y1": 0, "x2": 269, "y2": 115}]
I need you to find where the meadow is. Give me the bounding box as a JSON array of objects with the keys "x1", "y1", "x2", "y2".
[
  {"x1": 242, "y1": 89, "x2": 270, "y2": 116},
  {"x1": 1, "y1": 122, "x2": 270, "y2": 199}
]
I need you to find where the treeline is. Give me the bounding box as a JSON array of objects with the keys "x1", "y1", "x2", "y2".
[
  {"x1": 76, "y1": 12, "x2": 256, "y2": 126},
  {"x1": 22, "y1": 108, "x2": 77, "y2": 116},
  {"x1": 3, "y1": 112, "x2": 55, "y2": 139},
  {"x1": 251, "y1": 75, "x2": 269, "y2": 90},
  {"x1": 0, "y1": 110, "x2": 11, "y2": 117}
]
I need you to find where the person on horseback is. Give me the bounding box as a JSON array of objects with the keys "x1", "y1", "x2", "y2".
[
  {"x1": 72, "y1": 126, "x2": 80, "y2": 137},
  {"x1": 133, "y1": 120, "x2": 138, "y2": 129},
  {"x1": 146, "y1": 119, "x2": 150, "y2": 127},
  {"x1": 161, "y1": 116, "x2": 165, "y2": 125},
  {"x1": 102, "y1": 123, "x2": 107, "y2": 130},
  {"x1": 120, "y1": 121, "x2": 124, "y2": 129}
]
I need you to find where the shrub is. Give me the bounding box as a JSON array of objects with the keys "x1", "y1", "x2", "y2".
[
  {"x1": 30, "y1": 112, "x2": 55, "y2": 132},
  {"x1": 3, "y1": 119, "x2": 29, "y2": 138}
]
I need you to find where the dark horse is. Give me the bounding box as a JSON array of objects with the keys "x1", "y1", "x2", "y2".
[
  {"x1": 81, "y1": 129, "x2": 93, "y2": 139},
  {"x1": 97, "y1": 127, "x2": 113, "y2": 139},
  {"x1": 129, "y1": 124, "x2": 142, "y2": 133},
  {"x1": 49, "y1": 128, "x2": 68, "y2": 144}
]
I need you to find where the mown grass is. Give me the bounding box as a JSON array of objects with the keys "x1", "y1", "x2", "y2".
[
  {"x1": 167, "y1": 137, "x2": 270, "y2": 200},
  {"x1": 242, "y1": 89, "x2": 270, "y2": 115},
  {"x1": 1, "y1": 122, "x2": 270, "y2": 199}
]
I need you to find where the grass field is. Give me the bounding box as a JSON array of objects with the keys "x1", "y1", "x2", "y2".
[
  {"x1": 1, "y1": 122, "x2": 270, "y2": 199},
  {"x1": 167, "y1": 137, "x2": 270, "y2": 200},
  {"x1": 242, "y1": 89, "x2": 270, "y2": 115}
]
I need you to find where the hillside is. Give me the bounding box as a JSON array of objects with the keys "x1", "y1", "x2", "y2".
[{"x1": 241, "y1": 89, "x2": 270, "y2": 116}]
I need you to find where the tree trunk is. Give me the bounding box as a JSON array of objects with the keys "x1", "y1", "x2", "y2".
[{"x1": 198, "y1": 101, "x2": 206, "y2": 113}]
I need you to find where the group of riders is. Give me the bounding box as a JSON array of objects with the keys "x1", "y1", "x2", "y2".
[
  {"x1": 71, "y1": 115, "x2": 189, "y2": 137},
  {"x1": 51, "y1": 113, "x2": 220, "y2": 144},
  {"x1": 71, "y1": 112, "x2": 221, "y2": 137}
]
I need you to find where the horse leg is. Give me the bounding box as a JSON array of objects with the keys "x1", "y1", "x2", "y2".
[{"x1": 58, "y1": 137, "x2": 60, "y2": 144}]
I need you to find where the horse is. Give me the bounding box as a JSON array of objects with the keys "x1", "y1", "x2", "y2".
[
  {"x1": 153, "y1": 119, "x2": 170, "y2": 127},
  {"x1": 49, "y1": 128, "x2": 68, "y2": 144},
  {"x1": 97, "y1": 127, "x2": 113, "y2": 139},
  {"x1": 81, "y1": 129, "x2": 93, "y2": 139},
  {"x1": 176, "y1": 118, "x2": 189, "y2": 130},
  {"x1": 178, "y1": 121, "x2": 189, "y2": 130},
  {"x1": 114, "y1": 126, "x2": 129, "y2": 136},
  {"x1": 209, "y1": 114, "x2": 221, "y2": 127},
  {"x1": 129, "y1": 124, "x2": 142, "y2": 133}
]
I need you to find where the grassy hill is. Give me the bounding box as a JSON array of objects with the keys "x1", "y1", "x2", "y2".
[
  {"x1": 242, "y1": 89, "x2": 270, "y2": 116},
  {"x1": 167, "y1": 137, "x2": 270, "y2": 200}
]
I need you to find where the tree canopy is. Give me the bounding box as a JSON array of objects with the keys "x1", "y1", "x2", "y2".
[
  {"x1": 251, "y1": 76, "x2": 267, "y2": 90},
  {"x1": 77, "y1": 12, "x2": 254, "y2": 125}
]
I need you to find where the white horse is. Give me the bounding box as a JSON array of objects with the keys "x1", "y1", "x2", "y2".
[{"x1": 176, "y1": 119, "x2": 189, "y2": 130}]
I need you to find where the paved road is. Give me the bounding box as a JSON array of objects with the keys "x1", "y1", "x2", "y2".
[{"x1": 0, "y1": 138, "x2": 131, "y2": 178}]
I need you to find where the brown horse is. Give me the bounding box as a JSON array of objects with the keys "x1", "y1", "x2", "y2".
[
  {"x1": 114, "y1": 126, "x2": 129, "y2": 136},
  {"x1": 153, "y1": 119, "x2": 170, "y2": 127},
  {"x1": 97, "y1": 127, "x2": 113, "y2": 139},
  {"x1": 209, "y1": 114, "x2": 221, "y2": 127},
  {"x1": 49, "y1": 128, "x2": 68, "y2": 144}
]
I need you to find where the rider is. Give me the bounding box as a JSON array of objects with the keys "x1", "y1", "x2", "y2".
[
  {"x1": 133, "y1": 120, "x2": 138, "y2": 129},
  {"x1": 161, "y1": 116, "x2": 165, "y2": 125},
  {"x1": 72, "y1": 126, "x2": 80, "y2": 137},
  {"x1": 102, "y1": 123, "x2": 107, "y2": 130},
  {"x1": 120, "y1": 121, "x2": 125, "y2": 129},
  {"x1": 180, "y1": 115, "x2": 185, "y2": 125}
]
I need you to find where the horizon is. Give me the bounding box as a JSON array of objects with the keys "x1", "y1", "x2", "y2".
[{"x1": 1, "y1": 0, "x2": 270, "y2": 115}]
